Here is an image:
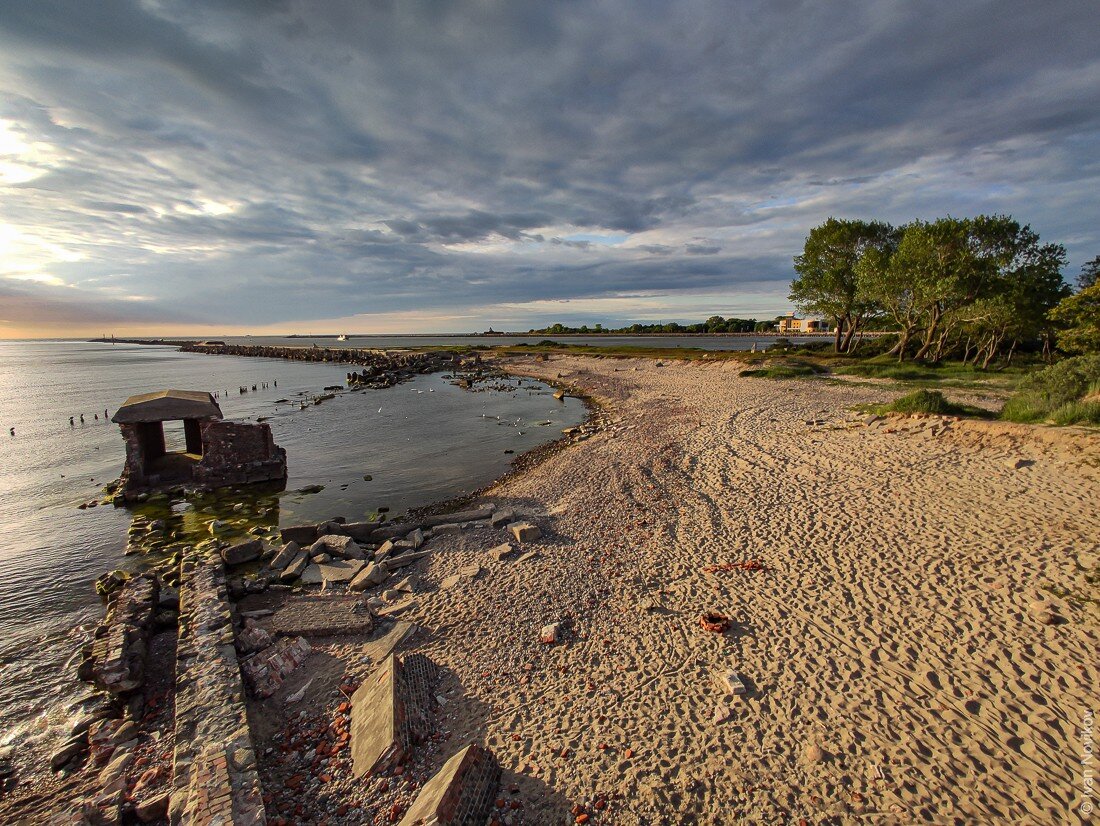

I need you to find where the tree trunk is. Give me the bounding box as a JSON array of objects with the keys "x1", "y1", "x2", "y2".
[
  {"x1": 840, "y1": 315, "x2": 860, "y2": 353},
  {"x1": 892, "y1": 328, "x2": 912, "y2": 362},
  {"x1": 833, "y1": 318, "x2": 844, "y2": 353}
]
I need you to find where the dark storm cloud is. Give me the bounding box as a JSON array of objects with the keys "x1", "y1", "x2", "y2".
[{"x1": 1, "y1": 0, "x2": 1098, "y2": 329}]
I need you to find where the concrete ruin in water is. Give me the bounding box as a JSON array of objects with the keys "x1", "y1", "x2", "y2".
[{"x1": 111, "y1": 389, "x2": 287, "y2": 497}]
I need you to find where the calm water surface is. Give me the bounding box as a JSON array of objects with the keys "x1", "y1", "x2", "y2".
[{"x1": 0, "y1": 340, "x2": 583, "y2": 747}]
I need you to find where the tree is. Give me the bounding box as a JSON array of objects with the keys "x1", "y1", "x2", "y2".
[
  {"x1": 958, "y1": 221, "x2": 1068, "y2": 365},
  {"x1": 1079, "y1": 256, "x2": 1100, "y2": 290},
  {"x1": 1049, "y1": 284, "x2": 1100, "y2": 353},
  {"x1": 791, "y1": 218, "x2": 898, "y2": 353}
]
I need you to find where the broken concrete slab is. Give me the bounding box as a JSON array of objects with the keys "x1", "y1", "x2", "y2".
[
  {"x1": 350, "y1": 652, "x2": 437, "y2": 778},
  {"x1": 383, "y1": 550, "x2": 431, "y2": 572},
  {"x1": 430, "y1": 523, "x2": 463, "y2": 536},
  {"x1": 422, "y1": 508, "x2": 492, "y2": 527},
  {"x1": 318, "y1": 560, "x2": 366, "y2": 589},
  {"x1": 514, "y1": 550, "x2": 540, "y2": 564},
  {"x1": 489, "y1": 509, "x2": 515, "y2": 529},
  {"x1": 349, "y1": 561, "x2": 389, "y2": 592},
  {"x1": 374, "y1": 539, "x2": 396, "y2": 564},
  {"x1": 440, "y1": 564, "x2": 482, "y2": 590},
  {"x1": 300, "y1": 564, "x2": 322, "y2": 585},
  {"x1": 89, "y1": 574, "x2": 158, "y2": 694},
  {"x1": 280, "y1": 524, "x2": 318, "y2": 545},
  {"x1": 508, "y1": 522, "x2": 542, "y2": 542},
  {"x1": 279, "y1": 551, "x2": 308, "y2": 582},
  {"x1": 398, "y1": 743, "x2": 500, "y2": 826},
  {"x1": 270, "y1": 541, "x2": 300, "y2": 570},
  {"x1": 362, "y1": 621, "x2": 418, "y2": 664},
  {"x1": 266, "y1": 595, "x2": 374, "y2": 637},
  {"x1": 221, "y1": 539, "x2": 262, "y2": 566},
  {"x1": 715, "y1": 670, "x2": 747, "y2": 695}
]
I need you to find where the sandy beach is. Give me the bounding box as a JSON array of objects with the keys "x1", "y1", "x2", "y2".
[
  {"x1": 5, "y1": 353, "x2": 1097, "y2": 825},
  {"x1": 380, "y1": 354, "x2": 1098, "y2": 823}
]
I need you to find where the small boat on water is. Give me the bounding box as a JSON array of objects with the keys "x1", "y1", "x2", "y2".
[{"x1": 337, "y1": 334, "x2": 349, "y2": 342}]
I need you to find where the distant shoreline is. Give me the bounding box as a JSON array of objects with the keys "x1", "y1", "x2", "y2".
[{"x1": 86, "y1": 331, "x2": 863, "y2": 347}]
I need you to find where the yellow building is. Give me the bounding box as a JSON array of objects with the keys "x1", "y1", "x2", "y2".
[{"x1": 777, "y1": 313, "x2": 828, "y2": 334}]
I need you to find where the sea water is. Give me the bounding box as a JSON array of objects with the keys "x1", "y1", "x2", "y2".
[{"x1": 0, "y1": 340, "x2": 584, "y2": 747}]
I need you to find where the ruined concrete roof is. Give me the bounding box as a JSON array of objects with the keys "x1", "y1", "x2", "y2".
[{"x1": 111, "y1": 389, "x2": 223, "y2": 423}]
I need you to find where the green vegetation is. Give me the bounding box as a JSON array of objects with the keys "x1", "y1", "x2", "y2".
[
  {"x1": 1048, "y1": 284, "x2": 1100, "y2": 354},
  {"x1": 1000, "y1": 354, "x2": 1100, "y2": 425},
  {"x1": 739, "y1": 361, "x2": 823, "y2": 379},
  {"x1": 878, "y1": 389, "x2": 979, "y2": 416},
  {"x1": 790, "y1": 217, "x2": 898, "y2": 353},
  {"x1": 523, "y1": 316, "x2": 767, "y2": 335},
  {"x1": 793, "y1": 215, "x2": 1074, "y2": 365}
]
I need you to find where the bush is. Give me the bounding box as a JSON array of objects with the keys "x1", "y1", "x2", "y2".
[
  {"x1": 1001, "y1": 354, "x2": 1100, "y2": 423},
  {"x1": 882, "y1": 389, "x2": 959, "y2": 415}
]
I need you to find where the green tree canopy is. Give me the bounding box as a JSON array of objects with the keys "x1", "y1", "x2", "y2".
[
  {"x1": 1049, "y1": 284, "x2": 1100, "y2": 354},
  {"x1": 790, "y1": 217, "x2": 899, "y2": 352}
]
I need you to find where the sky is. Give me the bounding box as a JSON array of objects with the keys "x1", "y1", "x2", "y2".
[{"x1": 1, "y1": 0, "x2": 1098, "y2": 337}]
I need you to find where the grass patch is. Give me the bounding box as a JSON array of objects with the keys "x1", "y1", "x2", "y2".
[
  {"x1": 1000, "y1": 354, "x2": 1100, "y2": 425},
  {"x1": 875, "y1": 389, "x2": 990, "y2": 417},
  {"x1": 739, "y1": 359, "x2": 826, "y2": 379}
]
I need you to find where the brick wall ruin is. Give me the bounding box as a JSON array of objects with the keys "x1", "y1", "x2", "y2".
[
  {"x1": 170, "y1": 561, "x2": 266, "y2": 825},
  {"x1": 193, "y1": 420, "x2": 287, "y2": 488}
]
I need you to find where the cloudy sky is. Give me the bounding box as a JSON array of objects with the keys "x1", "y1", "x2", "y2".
[{"x1": 1, "y1": 0, "x2": 1098, "y2": 337}]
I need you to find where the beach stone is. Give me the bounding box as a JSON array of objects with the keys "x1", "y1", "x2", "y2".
[
  {"x1": 804, "y1": 743, "x2": 825, "y2": 764},
  {"x1": 221, "y1": 539, "x2": 262, "y2": 566},
  {"x1": 300, "y1": 564, "x2": 323, "y2": 585},
  {"x1": 539, "y1": 623, "x2": 561, "y2": 644},
  {"x1": 515, "y1": 550, "x2": 540, "y2": 564},
  {"x1": 715, "y1": 670, "x2": 747, "y2": 695},
  {"x1": 280, "y1": 551, "x2": 308, "y2": 582},
  {"x1": 50, "y1": 737, "x2": 86, "y2": 771},
  {"x1": 408, "y1": 528, "x2": 426, "y2": 549},
  {"x1": 1008, "y1": 457, "x2": 1030, "y2": 469},
  {"x1": 398, "y1": 743, "x2": 500, "y2": 826},
  {"x1": 508, "y1": 522, "x2": 542, "y2": 543},
  {"x1": 312, "y1": 553, "x2": 333, "y2": 564},
  {"x1": 381, "y1": 589, "x2": 401, "y2": 603},
  {"x1": 270, "y1": 541, "x2": 300, "y2": 570},
  {"x1": 487, "y1": 543, "x2": 515, "y2": 561},
  {"x1": 134, "y1": 791, "x2": 169, "y2": 823},
  {"x1": 489, "y1": 509, "x2": 515, "y2": 529},
  {"x1": 432, "y1": 522, "x2": 463, "y2": 535},
  {"x1": 281, "y1": 524, "x2": 318, "y2": 545},
  {"x1": 311, "y1": 534, "x2": 366, "y2": 560},
  {"x1": 1036, "y1": 610, "x2": 1058, "y2": 625}
]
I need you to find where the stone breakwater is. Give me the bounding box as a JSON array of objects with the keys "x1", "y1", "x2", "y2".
[{"x1": 179, "y1": 343, "x2": 475, "y2": 389}]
